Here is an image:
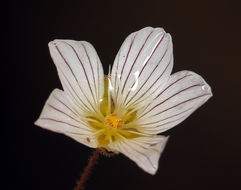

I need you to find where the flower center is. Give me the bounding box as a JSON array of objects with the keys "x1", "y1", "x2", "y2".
[
  {"x1": 85, "y1": 75, "x2": 142, "y2": 149},
  {"x1": 105, "y1": 114, "x2": 123, "y2": 129}
]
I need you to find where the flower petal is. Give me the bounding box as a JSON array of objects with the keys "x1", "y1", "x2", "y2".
[
  {"x1": 111, "y1": 27, "x2": 173, "y2": 109},
  {"x1": 48, "y1": 40, "x2": 104, "y2": 115},
  {"x1": 136, "y1": 71, "x2": 212, "y2": 134},
  {"x1": 109, "y1": 135, "x2": 168, "y2": 175},
  {"x1": 35, "y1": 89, "x2": 98, "y2": 148}
]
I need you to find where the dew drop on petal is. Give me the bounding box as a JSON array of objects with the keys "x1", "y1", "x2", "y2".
[{"x1": 202, "y1": 85, "x2": 208, "y2": 91}]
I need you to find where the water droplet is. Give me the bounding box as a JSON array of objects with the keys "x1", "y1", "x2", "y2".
[{"x1": 202, "y1": 85, "x2": 208, "y2": 91}]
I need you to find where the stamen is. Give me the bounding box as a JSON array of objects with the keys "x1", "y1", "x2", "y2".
[
  {"x1": 105, "y1": 114, "x2": 124, "y2": 129},
  {"x1": 85, "y1": 75, "x2": 142, "y2": 147}
]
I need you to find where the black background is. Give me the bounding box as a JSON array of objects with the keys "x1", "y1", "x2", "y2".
[{"x1": 9, "y1": 0, "x2": 241, "y2": 189}]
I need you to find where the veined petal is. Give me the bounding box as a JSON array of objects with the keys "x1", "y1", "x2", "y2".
[
  {"x1": 48, "y1": 40, "x2": 104, "y2": 115},
  {"x1": 109, "y1": 135, "x2": 168, "y2": 175},
  {"x1": 111, "y1": 27, "x2": 173, "y2": 109},
  {"x1": 136, "y1": 71, "x2": 212, "y2": 134},
  {"x1": 35, "y1": 89, "x2": 98, "y2": 148}
]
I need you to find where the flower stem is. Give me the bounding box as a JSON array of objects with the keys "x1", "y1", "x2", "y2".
[{"x1": 74, "y1": 149, "x2": 100, "y2": 190}]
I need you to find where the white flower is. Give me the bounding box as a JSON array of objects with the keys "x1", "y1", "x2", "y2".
[{"x1": 35, "y1": 27, "x2": 212, "y2": 175}]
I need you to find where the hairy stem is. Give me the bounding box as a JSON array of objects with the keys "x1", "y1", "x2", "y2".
[{"x1": 74, "y1": 149, "x2": 100, "y2": 190}]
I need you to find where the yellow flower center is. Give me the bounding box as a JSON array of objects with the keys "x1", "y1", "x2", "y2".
[
  {"x1": 85, "y1": 76, "x2": 141, "y2": 150},
  {"x1": 105, "y1": 114, "x2": 124, "y2": 129}
]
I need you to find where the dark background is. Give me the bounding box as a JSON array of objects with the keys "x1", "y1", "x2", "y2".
[{"x1": 9, "y1": 0, "x2": 240, "y2": 189}]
